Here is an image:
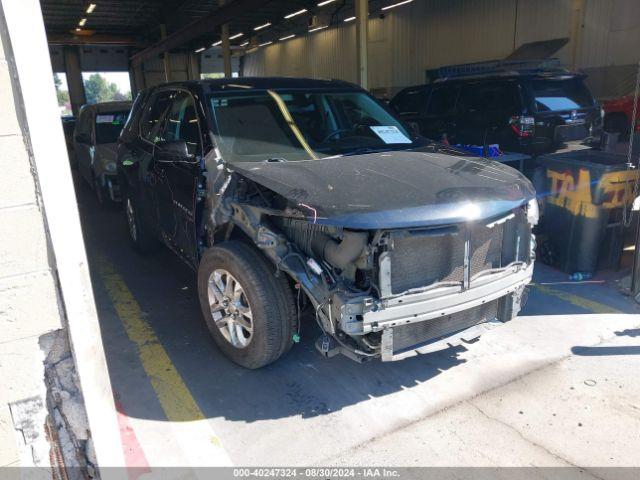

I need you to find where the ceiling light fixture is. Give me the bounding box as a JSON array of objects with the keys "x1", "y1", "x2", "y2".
[
  {"x1": 279, "y1": 34, "x2": 296, "y2": 41},
  {"x1": 285, "y1": 9, "x2": 307, "y2": 19},
  {"x1": 195, "y1": 47, "x2": 206, "y2": 53},
  {"x1": 344, "y1": 16, "x2": 356, "y2": 22},
  {"x1": 381, "y1": 0, "x2": 413, "y2": 11},
  {"x1": 78, "y1": 18, "x2": 87, "y2": 26},
  {"x1": 309, "y1": 25, "x2": 328, "y2": 32},
  {"x1": 254, "y1": 22, "x2": 271, "y2": 31},
  {"x1": 259, "y1": 41, "x2": 273, "y2": 47},
  {"x1": 212, "y1": 40, "x2": 222, "y2": 46},
  {"x1": 240, "y1": 41, "x2": 249, "y2": 46},
  {"x1": 317, "y1": 0, "x2": 336, "y2": 6},
  {"x1": 86, "y1": 3, "x2": 96, "y2": 13},
  {"x1": 229, "y1": 32, "x2": 244, "y2": 40}
]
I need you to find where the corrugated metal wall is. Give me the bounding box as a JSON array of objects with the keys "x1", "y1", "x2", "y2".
[{"x1": 243, "y1": 0, "x2": 640, "y2": 98}]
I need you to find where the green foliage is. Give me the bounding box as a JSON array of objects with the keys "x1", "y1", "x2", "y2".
[
  {"x1": 53, "y1": 73, "x2": 71, "y2": 116},
  {"x1": 83, "y1": 73, "x2": 130, "y2": 104}
]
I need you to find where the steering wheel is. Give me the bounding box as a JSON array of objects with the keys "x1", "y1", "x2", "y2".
[
  {"x1": 322, "y1": 128, "x2": 354, "y2": 143},
  {"x1": 322, "y1": 123, "x2": 373, "y2": 143}
]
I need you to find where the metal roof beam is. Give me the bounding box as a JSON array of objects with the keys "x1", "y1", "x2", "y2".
[{"x1": 130, "y1": 0, "x2": 272, "y2": 66}]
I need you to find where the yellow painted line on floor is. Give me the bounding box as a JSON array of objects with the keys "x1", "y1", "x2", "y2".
[
  {"x1": 531, "y1": 284, "x2": 623, "y2": 314},
  {"x1": 97, "y1": 254, "x2": 206, "y2": 422},
  {"x1": 96, "y1": 254, "x2": 232, "y2": 467}
]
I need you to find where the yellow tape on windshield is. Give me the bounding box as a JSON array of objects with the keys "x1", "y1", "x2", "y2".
[{"x1": 267, "y1": 90, "x2": 318, "y2": 160}]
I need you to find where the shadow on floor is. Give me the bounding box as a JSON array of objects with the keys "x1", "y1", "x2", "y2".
[
  {"x1": 571, "y1": 346, "x2": 640, "y2": 356},
  {"x1": 616, "y1": 328, "x2": 640, "y2": 337}
]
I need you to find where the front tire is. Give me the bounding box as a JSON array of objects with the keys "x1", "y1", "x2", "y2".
[{"x1": 197, "y1": 241, "x2": 297, "y2": 369}]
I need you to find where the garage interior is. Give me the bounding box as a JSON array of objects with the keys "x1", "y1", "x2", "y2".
[{"x1": 2, "y1": 0, "x2": 640, "y2": 475}]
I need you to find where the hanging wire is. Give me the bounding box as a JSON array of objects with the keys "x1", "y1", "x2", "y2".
[{"x1": 622, "y1": 60, "x2": 640, "y2": 227}]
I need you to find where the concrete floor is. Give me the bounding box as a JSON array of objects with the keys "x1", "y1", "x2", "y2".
[{"x1": 74, "y1": 176, "x2": 640, "y2": 473}]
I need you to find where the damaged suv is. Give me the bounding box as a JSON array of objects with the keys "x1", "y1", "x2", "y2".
[{"x1": 117, "y1": 78, "x2": 538, "y2": 369}]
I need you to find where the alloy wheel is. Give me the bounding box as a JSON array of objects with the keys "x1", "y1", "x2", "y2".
[{"x1": 207, "y1": 269, "x2": 253, "y2": 348}]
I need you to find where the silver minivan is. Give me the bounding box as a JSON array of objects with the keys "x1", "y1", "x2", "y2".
[{"x1": 73, "y1": 101, "x2": 132, "y2": 204}]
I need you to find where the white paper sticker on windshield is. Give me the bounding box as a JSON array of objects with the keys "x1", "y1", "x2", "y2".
[{"x1": 370, "y1": 125, "x2": 412, "y2": 144}]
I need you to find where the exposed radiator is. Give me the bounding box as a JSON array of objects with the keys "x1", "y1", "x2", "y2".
[
  {"x1": 389, "y1": 230, "x2": 466, "y2": 294},
  {"x1": 391, "y1": 300, "x2": 499, "y2": 354},
  {"x1": 385, "y1": 209, "x2": 529, "y2": 295}
]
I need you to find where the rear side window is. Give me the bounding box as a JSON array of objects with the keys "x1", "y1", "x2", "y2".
[
  {"x1": 160, "y1": 91, "x2": 202, "y2": 155},
  {"x1": 426, "y1": 85, "x2": 460, "y2": 116},
  {"x1": 458, "y1": 81, "x2": 520, "y2": 115},
  {"x1": 140, "y1": 91, "x2": 173, "y2": 142},
  {"x1": 530, "y1": 78, "x2": 594, "y2": 112},
  {"x1": 392, "y1": 88, "x2": 428, "y2": 115}
]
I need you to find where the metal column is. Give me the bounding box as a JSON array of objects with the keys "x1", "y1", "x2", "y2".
[
  {"x1": 187, "y1": 52, "x2": 201, "y2": 80},
  {"x1": 220, "y1": 0, "x2": 232, "y2": 78},
  {"x1": 63, "y1": 46, "x2": 86, "y2": 116},
  {"x1": 355, "y1": 0, "x2": 368, "y2": 90},
  {"x1": 221, "y1": 25, "x2": 232, "y2": 78},
  {"x1": 632, "y1": 218, "x2": 640, "y2": 299},
  {"x1": 569, "y1": 0, "x2": 586, "y2": 71},
  {"x1": 160, "y1": 24, "x2": 171, "y2": 82},
  {"x1": 129, "y1": 62, "x2": 145, "y2": 96}
]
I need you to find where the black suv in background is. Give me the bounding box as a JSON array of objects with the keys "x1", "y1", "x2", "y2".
[
  {"x1": 117, "y1": 78, "x2": 537, "y2": 369},
  {"x1": 390, "y1": 60, "x2": 602, "y2": 155}
]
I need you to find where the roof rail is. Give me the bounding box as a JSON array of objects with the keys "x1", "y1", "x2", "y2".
[{"x1": 426, "y1": 58, "x2": 569, "y2": 82}]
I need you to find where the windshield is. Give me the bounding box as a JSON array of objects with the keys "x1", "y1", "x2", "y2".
[
  {"x1": 95, "y1": 111, "x2": 129, "y2": 144},
  {"x1": 531, "y1": 78, "x2": 594, "y2": 112},
  {"x1": 209, "y1": 90, "x2": 420, "y2": 162}
]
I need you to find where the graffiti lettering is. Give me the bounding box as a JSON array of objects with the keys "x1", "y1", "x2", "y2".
[{"x1": 546, "y1": 168, "x2": 638, "y2": 218}]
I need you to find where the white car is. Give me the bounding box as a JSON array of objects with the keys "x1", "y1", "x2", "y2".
[{"x1": 73, "y1": 101, "x2": 132, "y2": 204}]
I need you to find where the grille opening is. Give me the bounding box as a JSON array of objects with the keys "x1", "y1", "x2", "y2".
[
  {"x1": 384, "y1": 210, "x2": 528, "y2": 296},
  {"x1": 391, "y1": 300, "x2": 499, "y2": 354}
]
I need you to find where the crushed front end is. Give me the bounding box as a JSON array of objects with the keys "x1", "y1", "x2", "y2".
[
  {"x1": 311, "y1": 204, "x2": 536, "y2": 361},
  {"x1": 226, "y1": 184, "x2": 537, "y2": 362}
]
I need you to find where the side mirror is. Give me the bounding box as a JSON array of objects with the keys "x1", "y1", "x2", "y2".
[{"x1": 155, "y1": 140, "x2": 194, "y2": 162}]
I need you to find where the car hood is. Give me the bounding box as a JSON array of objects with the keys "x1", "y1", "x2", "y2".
[{"x1": 231, "y1": 148, "x2": 536, "y2": 229}]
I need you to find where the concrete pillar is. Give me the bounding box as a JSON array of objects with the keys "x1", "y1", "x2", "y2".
[
  {"x1": 187, "y1": 52, "x2": 201, "y2": 80},
  {"x1": 63, "y1": 45, "x2": 86, "y2": 115},
  {"x1": 355, "y1": 0, "x2": 369, "y2": 89},
  {"x1": 0, "y1": 0, "x2": 124, "y2": 470}
]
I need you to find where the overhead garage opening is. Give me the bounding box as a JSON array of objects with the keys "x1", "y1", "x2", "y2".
[{"x1": 3, "y1": 0, "x2": 640, "y2": 474}]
